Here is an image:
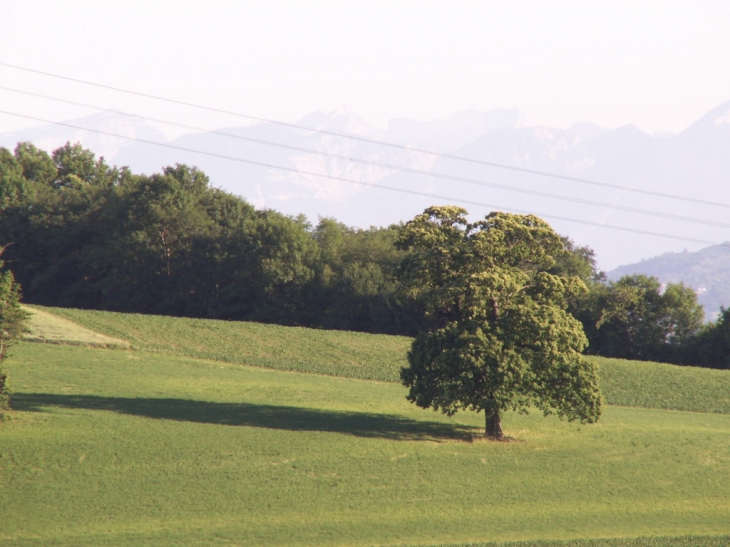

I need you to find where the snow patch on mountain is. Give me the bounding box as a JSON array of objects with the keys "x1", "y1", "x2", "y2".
[
  {"x1": 715, "y1": 112, "x2": 730, "y2": 125},
  {"x1": 0, "y1": 111, "x2": 166, "y2": 160}
]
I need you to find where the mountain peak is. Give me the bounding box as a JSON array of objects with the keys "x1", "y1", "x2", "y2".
[
  {"x1": 295, "y1": 108, "x2": 378, "y2": 138},
  {"x1": 676, "y1": 99, "x2": 730, "y2": 141}
]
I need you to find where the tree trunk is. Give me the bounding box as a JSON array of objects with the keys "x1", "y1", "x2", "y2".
[{"x1": 485, "y1": 407, "x2": 504, "y2": 440}]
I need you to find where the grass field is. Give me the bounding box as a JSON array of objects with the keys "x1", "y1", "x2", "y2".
[
  {"x1": 39, "y1": 306, "x2": 730, "y2": 414},
  {"x1": 2, "y1": 307, "x2": 730, "y2": 546},
  {"x1": 37, "y1": 305, "x2": 410, "y2": 381}
]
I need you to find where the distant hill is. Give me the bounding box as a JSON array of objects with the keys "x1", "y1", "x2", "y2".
[{"x1": 608, "y1": 243, "x2": 730, "y2": 321}]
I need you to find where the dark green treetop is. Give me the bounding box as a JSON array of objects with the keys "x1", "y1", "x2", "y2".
[
  {"x1": 577, "y1": 274, "x2": 704, "y2": 362},
  {"x1": 691, "y1": 307, "x2": 730, "y2": 369}
]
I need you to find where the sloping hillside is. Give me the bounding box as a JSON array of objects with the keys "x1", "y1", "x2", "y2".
[{"x1": 35, "y1": 306, "x2": 730, "y2": 415}]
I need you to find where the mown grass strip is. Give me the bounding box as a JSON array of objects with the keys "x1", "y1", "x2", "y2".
[
  {"x1": 34, "y1": 306, "x2": 730, "y2": 415},
  {"x1": 21, "y1": 305, "x2": 129, "y2": 349}
]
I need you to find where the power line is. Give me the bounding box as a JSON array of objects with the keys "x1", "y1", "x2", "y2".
[
  {"x1": 1, "y1": 60, "x2": 728, "y2": 211},
  {"x1": 0, "y1": 108, "x2": 723, "y2": 247},
  {"x1": 2, "y1": 85, "x2": 730, "y2": 231}
]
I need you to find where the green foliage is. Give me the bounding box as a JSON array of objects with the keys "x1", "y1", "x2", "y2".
[
  {"x1": 0, "y1": 148, "x2": 29, "y2": 211},
  {"x1": 0, "y1": 142, "x2": 319, "y2": 322},
  {"x1": 308, "y1": 217, "x2": 415, "y2": 333},
  {"x1": 0, "y1": 254, "x2": 29, "y2": 359},
  {"x1": 576, "y1": 274, "x2": 704, "y2": 363},
  {"x1": 2, "y1": 341, "x2": 730, "y2": 546},
  {"x1": 51, "y1": 142, "x2": 129, "y2": 189},
  {"x1": 13, "y1": 142, "x2": 56, "y2": 185},
  {"x1": 0, "y1": 250, "x2": 29, "y2": 418},
  {"x1": 549, "y1": 236, "x2": 604, "y2": 284},
  {"x1": 686, "y1": 307, "x2": 730, "y2": 369},
  {"x1": 396, "y1": 207, "x2": 601, "y2": 437}
]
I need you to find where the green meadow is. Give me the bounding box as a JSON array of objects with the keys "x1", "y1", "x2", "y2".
[
  {"x1": 41, "y1": 305, "x2": 730, "y2": 414},
  {"x1": 1, "y1": 307, "x2": 729, "y2": 546}
]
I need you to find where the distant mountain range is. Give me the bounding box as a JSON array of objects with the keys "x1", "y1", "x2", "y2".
[
  {"x1": 608, "y1": 243, "x2": 730, "y2": 322},
  {"x1": 0, "y1": 111, "x2": 166, "y2": 161},
  {"x1": 2, "y1": 101, "x2": 729, "y2": 279}
]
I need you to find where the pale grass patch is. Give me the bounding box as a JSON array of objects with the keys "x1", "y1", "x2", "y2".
[{"x1": 21, "y1": 306, "x2": 129, "y2": 349}]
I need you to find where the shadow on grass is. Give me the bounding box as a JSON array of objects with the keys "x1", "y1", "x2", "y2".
[{"x1": 12, "y1": 392, "x2": 478, "y2": 442}]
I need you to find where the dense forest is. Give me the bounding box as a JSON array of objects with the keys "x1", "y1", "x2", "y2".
[{"x1": 1, "y1": 141, "x2": 727, "y2": 369}]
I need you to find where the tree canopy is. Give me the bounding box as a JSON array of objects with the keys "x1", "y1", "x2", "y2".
[
  {"x1": 574, "y1": 274, "x2": 704, "y2": 363},
  {"x1": 686, "y1": 306, "x2": 730, "y2": 369},
  {"x1": 396, "y1": 206, "x2": 602, "y2": 439}
]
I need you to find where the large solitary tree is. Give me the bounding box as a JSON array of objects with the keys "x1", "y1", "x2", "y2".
[{"x1": 396, "y1": 206, "x2": 602, "y2": 439}]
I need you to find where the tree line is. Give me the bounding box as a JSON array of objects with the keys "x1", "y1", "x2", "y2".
[{"x1": 0, "y1": 142, "x2": 727, "y2": 369}]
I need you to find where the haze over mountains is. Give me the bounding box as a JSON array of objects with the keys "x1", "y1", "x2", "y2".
[{"x1": 2, "y1": 101, "x2": 729, "y2": 279}]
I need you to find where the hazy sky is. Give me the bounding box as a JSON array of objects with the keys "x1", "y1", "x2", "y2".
[{"x1": 2, "y1": 0, "x2": 729, "y2": 135}]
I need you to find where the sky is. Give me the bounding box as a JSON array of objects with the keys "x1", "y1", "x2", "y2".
[
  {"x1": 1, "y1": 0, "x2": 730, "y2": 136},
  {"x1": 2, "y1": 1, "x2": 730, "y2": 275}
]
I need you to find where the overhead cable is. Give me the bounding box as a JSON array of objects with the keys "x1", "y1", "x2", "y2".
[
  {"x1": 0, "y1": 108, "x2": 723, "y2": 247},
  {"x1": 1, "y1": 61, "x2": 728, "y2": 210},
  {"x1": 2, "y1": 87, "x2": 730, "y2": 230}
]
